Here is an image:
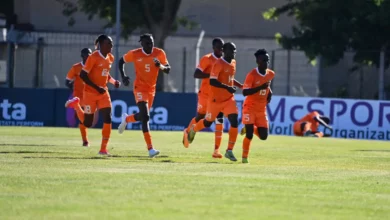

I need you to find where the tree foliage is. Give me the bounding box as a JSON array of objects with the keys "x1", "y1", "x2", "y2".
[
  {"x1": 56, "y1": 0, "x2": 197, "y2": 48},
  {"x1": 263, "y1": 0, "x2": 390, "y2": 69}
]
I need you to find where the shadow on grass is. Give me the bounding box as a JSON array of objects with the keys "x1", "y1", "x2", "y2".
[
  {"x1": 354, "y1": 150, "x2": 390, "y2": 152},
  {"x1": 0, "y1": 143, "x2": 57, "y2": 147},
  {"x1": 23, "y1": 156, "x2": 108, "y2": 160},
  {"x1": 111, "y1": 155, "x2": 169, "y2": 159},
  {"x1": 0, "y1": 151, "x2": 55, "y2": 154}
]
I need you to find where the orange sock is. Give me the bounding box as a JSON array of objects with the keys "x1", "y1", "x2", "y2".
[
  {"x1": 126, "y1": 114, "x2": 137, "y2": 123},
  {"x1": 143, "y1": 132, "x2": 153, "y2": 150},
  {"x1": 101, "y1": 123, "x2": 111, "y2": 152},
  {"x1": 242, "y1": 137, "x2": 251, "y2": 158},
  {"x1": 215, "y1": 123, "x2": 223, "y2": 150},
  {"x1": 74, "y1": 104, "x2": 85, "y2": 123},
  {"x1": 193, "y1": 119, "x2": 206, "y2": 132},
  {"x1": 79, "y1": 123, "x2": 88, "y2": 142},
  {"x1": 227, "y1": 127, "x2": 238, "y2": 150},
  {"x1": 186, "y1": 117, "x2": 197, "y2": 132}
]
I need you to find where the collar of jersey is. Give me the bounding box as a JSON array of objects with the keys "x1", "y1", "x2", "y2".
[{"x1": 142, "y1": 48, "x2": 154, "y2": 56}]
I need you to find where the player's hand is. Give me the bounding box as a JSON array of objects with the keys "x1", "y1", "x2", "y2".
[
  {"x1": 267, "y1": 91, "x2": 272, "y2": 103},
  {"x1": 227, "y1": 86, "x2": 236, "y2": 94},
  {"x1": 122, "y1": 75, "x2": 130, "y2": 86},
  {"x1": 259, "y1": 81, "x2": 271, "y2": 90},
  {"x1": 153, "y1": 58, "x2": 161, "y2": 67},
  {"x1": 96, "y1": 86, "x2": 106, "y2": 94},
  {"x1": 114, "y1": 80, "x2": 121, "y2": 88}
]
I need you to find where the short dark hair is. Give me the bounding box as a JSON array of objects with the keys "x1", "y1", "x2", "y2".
[
  {"x1": 139, "y1": 33, "x2": 153, "y2": 42},
  {"x1": 212, "y1": 37, "x2": 224, "y2": 46},
  {"x1": 81, "y1": 48, "x2": 92, "y2": 55},
  {"x1": 96, "y1": 34, "x2": 110, "y2": 45},
  {"x1": 254, "y1": 49, "x2": 268, "y2": 57},
  {"x1": 223, "y1": 42, "x2": 236, "y2": 50}
]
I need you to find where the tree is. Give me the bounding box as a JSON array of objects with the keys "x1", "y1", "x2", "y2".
[
  {"x1": 56, "y1": 0, "x2": 197, "y2": 91},
  {"x1": 263, "y1": 0, "x2": 390, "y2": 69}
]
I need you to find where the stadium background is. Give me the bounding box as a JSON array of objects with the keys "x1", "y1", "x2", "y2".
[{"x1": 0, "y1": 0, "x2": 389, "y2": 140}]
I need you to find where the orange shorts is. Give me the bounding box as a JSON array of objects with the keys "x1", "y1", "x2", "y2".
[
  {"x1": 242, "y1": 109, "x2": 268, "y2": 128},
  {"x1": 134, "y1": 90, "x2": 155, "y2": 109},
  {"x1": 205, "y1": 98, "x2": 237, "y2": 121},
  {"x1": 197, "y1": 93, "x2": 208, "y2": 115},
  {"x1": 83, "y1": 92, "x2": 111, "y2": 114}
]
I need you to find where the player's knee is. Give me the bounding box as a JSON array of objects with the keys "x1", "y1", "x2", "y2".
[
  {"x1": 83, "y1": 119, "x2": 93, "y2": 128},
  {"x1": 259, "y1": 130, "x2": 268, "y2": 140},
  {"x1": 141, "y1": 113, "x2": 150, "y2": 122},
  {"x1": 203, "y1": 120, "x2": 213, "y2": 127},
  {"x1": 195, "y1": 114, "x2": 205, "y2": 122},
  {"x1": 245, "y1": 133, "x2": 253, "y2": 140},
  {"x1": 215, "y1": 116, "x2": 223, "y2": 125},
  {"x1": 103, "y1": 116, "x2": 112, "y2": 124},
  {"x1": 227, "y1": 114, "x2": 238, "y2": 128}
]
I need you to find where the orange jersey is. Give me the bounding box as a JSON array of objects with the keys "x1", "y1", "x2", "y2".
[
  {"x1": 209, "y1": 58, "x2": 236, "y2": 102},
  {"x1": 82, "y1": 51, "x2": 114, "y2": 94},
  {"x1": 66, "y1": 62, "x2": 84, "y2": 96},
  {"x1": 243, "y1": 68, "x2": 275, "y2": 112},
  {"x1": 197, "y1": 53, "x2": 219, "y2": 96},
  {"x1": 297, "y1": 111, "x2": 320, "y2": 124},
  {"x1": 123, "y1": 47, "x2": 168, "y2": 92}
]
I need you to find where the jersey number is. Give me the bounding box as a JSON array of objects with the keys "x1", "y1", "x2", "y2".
[
  {"x1": 136, "y1": 92, "x2": 143, "y2": 101},
  {"x1": 243, "y1": 114, "x2": 250, "y2": 122},
  {"x1": 84, "y1": 105, "x2": 92, "y2": 114},
  {"x1": 102, "y1": 69, "x2": 108, "y2": 76},
  {"x1": 228, "y1": 75, "x2": 234, "y2": 83},
  {"x1": 259, "y1": 89, "x2": 267, "y2": 96},
  {"x1": 145, "y1": 64, "x2": 150, "y2": 72}
]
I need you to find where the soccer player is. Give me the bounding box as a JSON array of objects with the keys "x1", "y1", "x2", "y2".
[
  {"x1": 65, "y1": 48, "x2": 92, "y2": 147},
  {"x1": 241, "y1": 49, "x2": 275, "y2": 164},
  {"x1": 186, "y1": 42, "x2": 241, "y2": 161},
  {"x1": 182, "y1": 38, "x2": 225, "y2": 155},
  {"x1": 293, "y1": 111, "x2": 332, "y2": 137},
  {"x1": 117, "y1": 33, "x2": 171, "y2": 158},
  {"x1": 64, "y1": 34, "x2": 121, "y2": 155}
]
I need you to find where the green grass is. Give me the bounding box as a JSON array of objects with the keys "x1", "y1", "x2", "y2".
[{"x1": 0, "y1": 126, "x2": 389, "y2": 220}]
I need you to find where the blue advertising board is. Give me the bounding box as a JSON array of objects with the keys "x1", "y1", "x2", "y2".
[{"x1": 1, "y1": 88, "x2": 389, "y2": 140}]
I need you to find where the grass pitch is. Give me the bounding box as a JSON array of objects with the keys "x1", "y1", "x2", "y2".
[{"x1": 0, "y1": 126, "x2": 389, "y2": 220}]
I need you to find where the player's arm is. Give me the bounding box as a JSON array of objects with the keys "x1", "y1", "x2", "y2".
[
  {"x1": 154, "y1": 50, "x2": 170, "y2": 74},
  {"x1": 65, "y1": 67, "x2": 75, "y2": 89},
  {"x1": 119, "y1": 51, "x2": 135, "y2": 86},
  {"x1": 108, "y1": 74, "x2": 121, "y2": 88},
  {"x1": 314, "y1": 116, "x2": 332, "y2": 130},
  {"x1": 233, "y1": 79, "x2": 243, "y2": 89},
  {"x1": 194, "y1": 57, "x2": 210, "y2": 78},
  {"x1": 243, "y1": 82, "x2": 270, "y2": 96},
  {"x1": 80, "y1": 57, "x2": 105, "y2": 94},
  {"x1": 80, "y1": 70, "x2": 101, "y2": 91},
  {"x1": 267, "y1": 88, "x2": 273, "y2": 103},
  {"x1": 209, "y1": 63, "x2": 235, "y2": 93}
]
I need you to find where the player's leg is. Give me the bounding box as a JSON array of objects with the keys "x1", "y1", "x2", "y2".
[
  {"x1": 186, "y1": 101, "x2": 219, "y2": 146},
  {"x1": 137, "y1": 101, "x2": 159, "y2": 157},
  {"x1": 301, "y1": 122, "x2": 316, "y2": 137},
  {"x1": 183, "y1": 94, "x2": 208, "y2": 147},
  {"x1": 225, "y1": 113, "x2": 238, "y2": 162},
  {"x1": 98, "y1": 107, "x2": 112, "y2": 155},
  {"x1": 223, "y1": 99, "x2": 239, "y2": 161},
  {"x1": 242, "y1": 124, "x2": 254, "y2": 164},
  {"x1": 78, "y1": 103, "x2": 89, "y2": 146},
  {"x1": 214, "y1": 112, "x2": 224, "y2": 152}
]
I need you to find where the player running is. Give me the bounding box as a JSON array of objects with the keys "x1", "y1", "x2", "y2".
[
  {"x1": 117, "y1": 33, "x2": 171, "y2": 158},
  {"x1": 185, "y1": 42, "x2": 241, "y2": 161},
  {"x1": 65, "y1": 48, "x2": 92, "y2": 147},
  {"x1": 293, "y1": 111, "x2": 332, "y2": 137},
  {"x1": 64, "y1": 34, "x2": 121, "y2": 155},
  {"x1": 240, "y1": 49, "x2": 275, "y2": 164},
  {"x1": 182, "y1": 38, "x2": 226, "y2": 154}
]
